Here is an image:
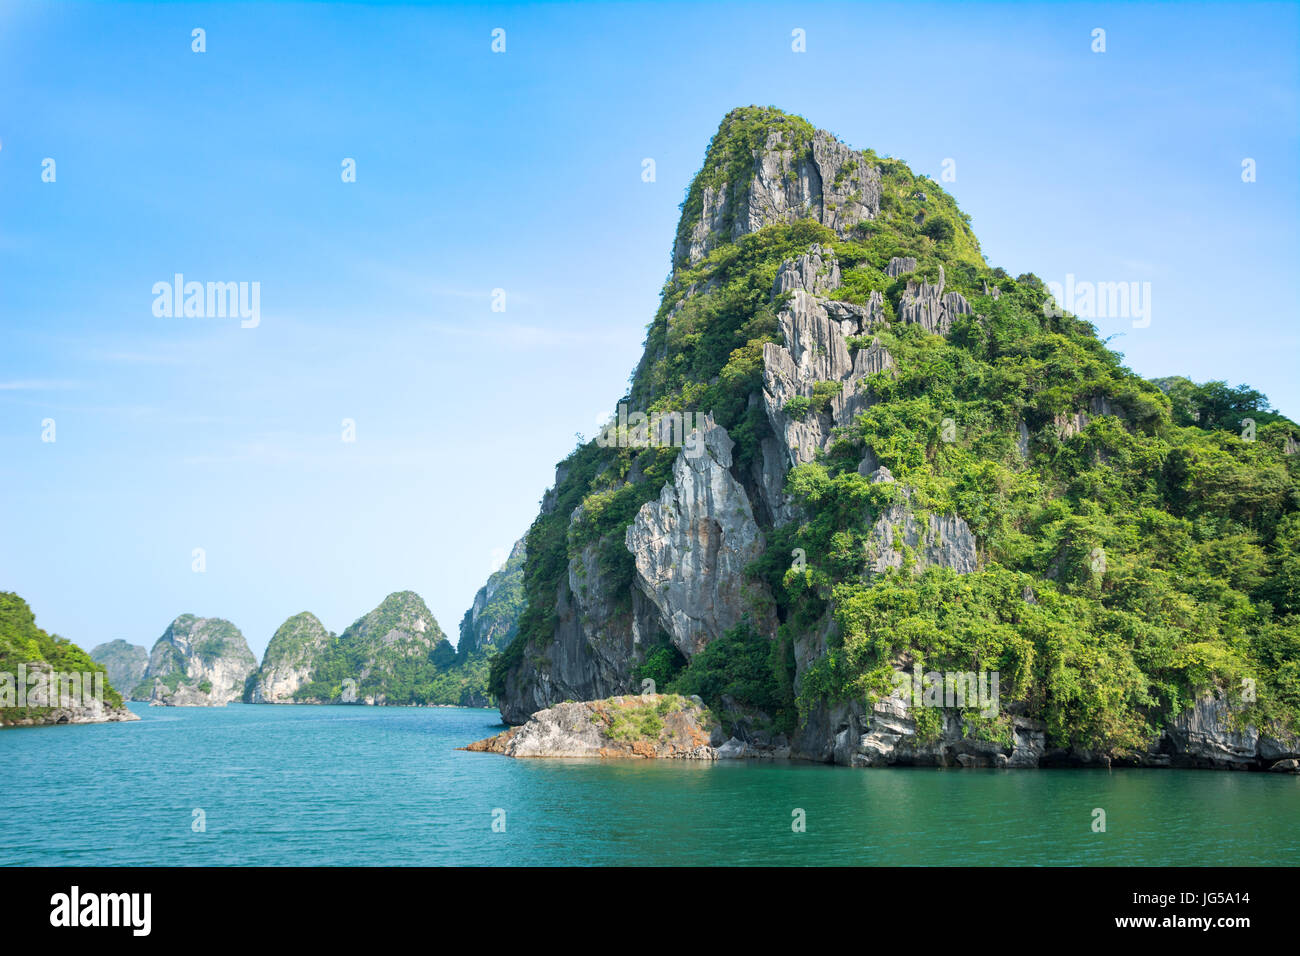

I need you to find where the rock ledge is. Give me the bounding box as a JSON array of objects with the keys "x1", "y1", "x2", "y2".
[{"x1": 464, "y1": 694, "x2": 725, "y2": 759}]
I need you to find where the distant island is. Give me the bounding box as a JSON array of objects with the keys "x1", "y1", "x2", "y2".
[{"x1": 74, "y1": 537, "x2": 527, "y2": 711}]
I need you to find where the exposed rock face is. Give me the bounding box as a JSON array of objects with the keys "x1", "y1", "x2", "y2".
[
  {"x1": 897, "y1": 264, "x2": 971, "y2": 336},
  {"x1": 675, "y1": 112, "x2": 881, "y2": 268},
  {"x1": 627, "y1": 416, "x2": 772, "y2": 658},
  {"x1": 499, "y1": 417, "x2": 779, "y2": 724},
  {"x1": 140, "y1": 615, "x2": 257, "y2": 707},
  {"x1": 497, "y1": 542, "x2": 660, "y2": 725},
  {"x1": 795, "y1": 695, "x2": 1046, "y2": 769},
  {"x1": 246, "y1": 612, "x2": 334, "y2": 704},
  {"x1": 465, "y1": 694, "x2": 724, "y2": 759},
  {"x1": 812, "y1": 130, "x2": 882, "y2": 234},
  {"x1": 1054, "y1": 396, "x2": 1128, "y2": 439},
  {"x1": 886, "y1": 256, "x2": 917, "y2": 278},
  {"x1": 459, "y1": 538, "x2": 526, "y2": 657},
  {"x1": 1157, "y1": 695, "x2": 1300, "y2": 770},
  {"x1": 865, "y1": 469, "x2": 978, "y2": 575},
  {"x1": 772, "y1": 243, "x2": 841, "y2": 296},
  {"x1": 89, "y1": 639, "x2": 148, "y2": 697},
  {"x1": 758, "y1": 255, "x2": 894, "y2": 524},
  {"x1": 793, "y1": 687, "x2": 1300, "y2": 770}
]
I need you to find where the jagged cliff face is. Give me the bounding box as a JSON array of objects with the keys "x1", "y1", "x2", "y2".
[
  {"x1": 673, "y1": 109, "x2": 881, "y2": 268},
  {"x1": 90, "y1": 639, "x2": 149, "y2": 697},
  {"x1": 498, "y1": 524, "x2": 661, "y2": 724},
  {"x1": 494, "y1": 107, "x2": 980, "y2": 728},
  {"x1": 246, "y1": 612, "x2": 334, "y2": 704},
  {"x1": 459, "y1": 539, "x2": 525, "y2": 657},
  {"x1": 139, "y1": 615, "x2": 257, "y2": 706},
  {"x1": 491, "y1": 106, "x2": 1300, "y2": 772},
  {"x1": 626, "y1": 415, "x2": 773, "y2": 658}
]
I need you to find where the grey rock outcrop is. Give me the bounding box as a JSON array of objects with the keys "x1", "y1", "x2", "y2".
[
  {"x1": 772, "y1": 243, "x2": 842, "y2": 296},
  {"x1": 497, "y1": 537, "x2": 661, "y2": 725},
  {"x1": 675, "y1": 117, "x2": 881, "y2": 268},
  {"x1": 897, "y1": 264, "x2": 971, "y2": 335},
  {"x1": 793, "y1": 684, "x2": 1300, "y2": 770},
  {"x1": 812, "y1": 130, "x2": 882, "y2": 234},
  {"x1": 141, "y1": 615, "x2": 257, "y2": 707},
  {"x1": 866, "y1": 473, "x2": 978, "y2": 575},
  {"x1": 1054, "y1": 396, "x2": 1128, "y2": 439},
  {"x1": 758, "y1": 266, "x2": 894, "y2": 523},
  {"x1": 627, "y1": 415, "x2": 773, "y2": 658},
  {"x1": 1156, "y1": 694, "x2": 1300, "y2": 770},
  {"x1": 793, "y1": 691, "x2": 1040, "y2": 768},
  {"x1": 459, "y1": 537, "x2": 526, "y2": 657},
  {"x1": 466, "y1": 694, "x2": 724, "y2": 759},
  {"x1": 886, "y1": 256, "x2": 918, "y2": 278}
]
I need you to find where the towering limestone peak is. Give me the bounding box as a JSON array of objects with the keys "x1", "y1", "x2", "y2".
[
  {"x1": 490, "y1": 108, "x2": 1300, "y2": 772},
  {"x1": 246, "y1": 612, "x2": 335, "y2": 704},
  {"x1": 458, "y1": 538, "x2": 526, "y2": 657},
  {"x1": 673, "y1": 105, "x2": 981, "y2": 274},
  {"x1": 278, "y1": 591, "x2": 459, "y2": 706},
  {"x1": 89, "y1": 639, "x2": 149, "y2": 697},
  {"x1": 1, "y1": 592, "x2": 136, "y2": 727},
  {"x1": 675, "y1": 106, "x2": 876, "y2": 269},
  {"x1": 344, "y1": 590, "x2": 446, "y2": 649},
  {"x1": 136, "y1": 614, "x2": 257, "y2": 706},
  {"x1": 241, "y1": 591, "x2": 495, "y2": 708}
]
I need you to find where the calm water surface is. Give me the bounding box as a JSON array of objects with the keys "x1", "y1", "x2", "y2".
[{"x1": 2, "y1": 703, "x2": 1296, "y2": 865}]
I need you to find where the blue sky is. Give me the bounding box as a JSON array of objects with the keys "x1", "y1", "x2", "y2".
[{"x1": 1, "y1": 1, "x2": 1297, "y2": 658}]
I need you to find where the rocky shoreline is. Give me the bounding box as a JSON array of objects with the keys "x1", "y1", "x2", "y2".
[
  {"x1": 468, "y1": 692, "x2": 1300, "y2": 772},
  {"x1": 464, "y1": 694, "x2": 722, "y2": 759},
  {"x1": 1, "y1": 691, "x2": 138, "y2": 728},
  {"x1": 797, "y1": 693, "x2": 1300, "y2": 772}
]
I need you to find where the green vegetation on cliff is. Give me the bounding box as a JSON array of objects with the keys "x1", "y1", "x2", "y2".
[
  {"x1": 1, "y1": 592, "x2": 124, "y2": 723},
  {"x1": 493, "y1": 106, "x2": 1300, "y2": 753},
  {"x1": 292, "y1": 591, "x2": 483, "y2": 705}
]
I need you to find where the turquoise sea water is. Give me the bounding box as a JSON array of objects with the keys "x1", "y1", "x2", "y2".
[{"x1": 2, "y1": 703, "x2": 1296, "y2": 866}]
